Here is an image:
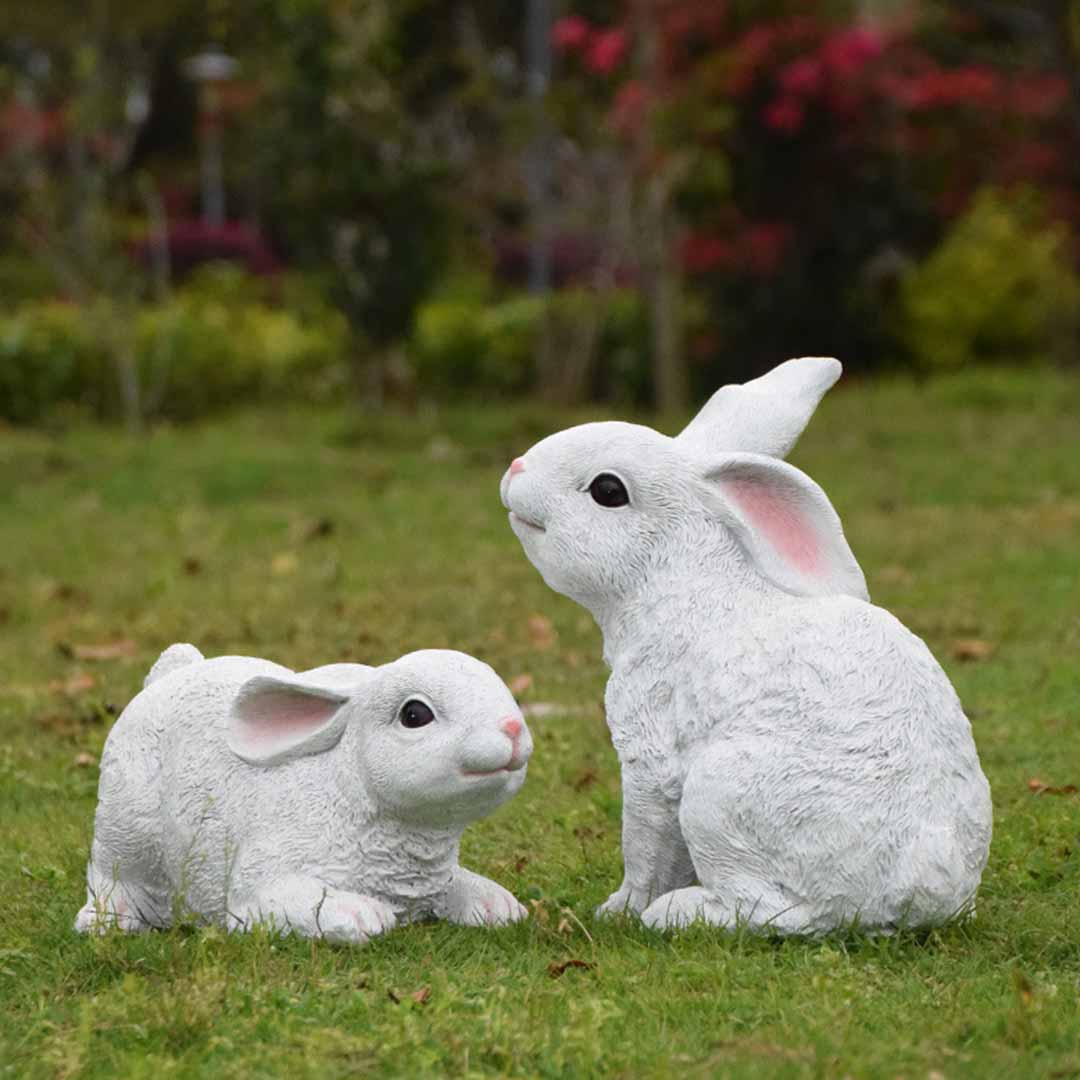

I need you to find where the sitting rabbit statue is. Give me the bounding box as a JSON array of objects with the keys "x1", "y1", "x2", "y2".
[
  {"x1": 75, "y1": 644, "x2": 532, "y2": 942},
  {"x1": 501, "y1": 357, "x2": 991, "y2": 934}
]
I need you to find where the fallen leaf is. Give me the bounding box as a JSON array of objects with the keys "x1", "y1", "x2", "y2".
[
  {"x1": 950, "y1": 638, "x2": 995, "y2": 662},
  {"x1": 527, "y1": 614, "x2": 557, "y2": 650},
  {"x1": 409, "y1": 985, "x2": 431, "y2": 1005},
  {"x1": 1012, "y1": 969, "x2": 1034, "y2": 1005},
  {"x1": 877, "y1": 564, "x2": 914, "y2": 586},
  {"x1": 303, "y1": 517, "x2": 335, "y2": 541},
  {"x1": 1028, "y1": 778, "x2": 1079, "y2": 796},
  {"x1": 51, "y1": 582, "x2": 88, "y2": 604},
  {"x1": 521, "y1": 702, "x2": 565, "y2": 719},
  {"x1": 182, "y1": 557, "x2": 203, "y2": 575},
  {"x1": 49, "y1": 672, "x2": 97, "y2": 695},
  {"x1": 73, "y1": 752, "x2": 97, "y2": 767},
  {"x1": 547, "y1": 958, "x2": 594, "y2": 979},
  {"x1": 509, "y1": 673, "x2": 533, "y2": 696},
  {"x1": 73, "y1": 639, "x2": 138, "y2": 661},
  {"x1": 514, "y1": 855, "x2": 529, "y2": 873},
  {"x1": 427, "y1": 436, "x2": 460, "y2": 462},
  {"x1": 271, "y1": 552, "x2": 298, "y2": 576},
  {"x1": 572, "y1": 768, "x2": 598, "y2": 792}
]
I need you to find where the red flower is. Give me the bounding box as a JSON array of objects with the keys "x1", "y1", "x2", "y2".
[
  {"x1": 610, "y1": 80, "x2": 647, "y2": 136},
  {"x1": 743, "y1": 222, "x2": 791, "y2": 276},
  {"x1": 779, "y1": 57, "x2": 824, "y2": 96},
  {"x1": 1010, "y1": 73, "x2": 1068, "y2": 118},
  {"x1": 763, "y1": 96, "x2": 805, "y2": 134},
  {"x1": 728, "y1": 24, "x2": 777, "y2": 96},
  {"x1": 821, "y1": 26, "x2": 884, "y2": 77},
  {"x1": 682, "y1": 233, "x2": 734, "y2": 273},
  {"x1": 552, "y1": 15, "x2": 591, "y2": 52},
  {"x1": 585, "y1": 29, "x2": 628, "y2": 75}
]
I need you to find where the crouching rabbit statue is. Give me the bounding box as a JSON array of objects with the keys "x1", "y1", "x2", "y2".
[
  {"x1": 500, "y1": 357, "x2": 991, "y2": 934},
  {"x1": 76, "y1": 644, "x2": 531, "y2": 942}
]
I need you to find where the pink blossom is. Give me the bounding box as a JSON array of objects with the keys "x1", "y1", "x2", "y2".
[
  {"x1": 728, "y1": 24, "x2": 777, "y2": 96},
  {"x1": 1009, "y1": 73, "x2": 1068, "y2": 118},
  {"x1": 743, "y1": 222, "x2": 791, "y2": 276},
  {"x1": 763, "y1": 96, "x2": 805, "y2": 134},
  {"x1": 552, "y1": 15, "x2": 591, "y2": 52},
  {"x1": 610, "y1": 80, "x2": 647, "y2": 136},
  {"x1": 585, "y1": 29, "x2": 628, "y2": 75},
  {"x1": 821, "y1": 26, "x2": 884, "y2": 77},
  {"x1": 779, "y1": 57, "x2": 824, "y2": 96},
  {"x1": 682, "y1": 233, "x2": 734, "y2": 274}
]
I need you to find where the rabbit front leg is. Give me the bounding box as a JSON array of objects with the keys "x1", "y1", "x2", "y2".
[
  {"x1": 597, "y1": 760, "x2": 696, "y2": 917},
  {"x1": 229, "y1": 874, "x2": 397, "y2": 944},
  {"x1": 436, "y1": 866, "x2": 528, "y2": 927}
]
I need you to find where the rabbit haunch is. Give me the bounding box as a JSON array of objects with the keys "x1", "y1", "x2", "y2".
[
  {"x1": 75, "y1": 645, "x2": 532, "y2": 942},
  {"x1": 501, "y1": 356, "x2": 992, "y2": 934}
]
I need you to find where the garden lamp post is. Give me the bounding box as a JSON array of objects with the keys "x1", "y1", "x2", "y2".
[{"x1": 183, "y1": 46, "x2": 237, "y2": 227}]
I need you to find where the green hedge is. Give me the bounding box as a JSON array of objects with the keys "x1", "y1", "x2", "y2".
[{"x1": 0, "y1": 274, "x2": 349, "y2": 424}]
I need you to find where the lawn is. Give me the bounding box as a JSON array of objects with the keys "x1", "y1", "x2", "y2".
[{"x1": 1, "y1": 368, "x2": 1078, "y2": 1079}]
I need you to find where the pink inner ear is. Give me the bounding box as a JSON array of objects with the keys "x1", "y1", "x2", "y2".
[
  {"x1": 722, "y1": 477, "x2": 822, "y2": 575},
  {"x1": 235, "y1": 689, "x2": 341, "y2": 750}
]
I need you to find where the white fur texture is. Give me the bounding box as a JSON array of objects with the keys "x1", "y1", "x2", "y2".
[
  {"x1": 75, "y1": 646, "x2": 532, "y2": 942},
  {"x1": 501, "y1": 356, "x2": 992, "y2": 934}
]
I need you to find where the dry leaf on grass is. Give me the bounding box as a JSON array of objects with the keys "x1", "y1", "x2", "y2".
[
  {"x1": 547, "y1": 958, "x2": 594, "y2": 978},
  {"x1": 508, "y1": 673, "x2": 534, "y2": 696},
  {"x1": 73, "y1": 752, "x2": 97, "y2": 768},
  {"x1": 521, "y1": 703, "x2": 565, "y2": 719},
  {"x1": 877, "y1": 564, "x2": 914, "y2": 586},
  {"x1": 1028, "y1": 778, "x2": 1079, "y2": 796},
  {"x1": 303, "y1": 517, "x2": 335, "y2": 542},
  {"x1": 49, "y1": 672, "x2": 97, "y2": 695},
  {"x1": 949, "y1": 638, "x2": 995, "y2": 662},
  {"x1": 271, "y1": 553, "x2": 299, "y2": 576},
  {"x1": 72, "y1": 639, "x2": 138, "y2": 661},
  {"x1": 527, "y1": 614, "x2": 556, "y2": 650},
  {"x1": 409, "y1": 986, "x2": 431, "y2": 1005}
]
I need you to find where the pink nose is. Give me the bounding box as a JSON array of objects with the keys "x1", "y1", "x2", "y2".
[
  {"x1": 500, "y1": 716, "x2": 523, "y2": 739},
  {"x1": 508, "y1": 458, "x2": 526, "y2": 477}
]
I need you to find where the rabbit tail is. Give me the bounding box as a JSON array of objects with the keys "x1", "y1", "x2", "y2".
[
  {"x1": 144, "y1": 643, "x2": 205, "y2": 688},
  {"x1": 888, "y1": 822, "x2": 984, "y2": 927}
]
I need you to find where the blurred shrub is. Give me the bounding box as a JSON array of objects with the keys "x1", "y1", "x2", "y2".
[
  {"x1": 412, "y1": 294, "x2": 543, "y2": 393},
  {"x1": 900, "y1": 189, "x2": 1080, "y2": 370},
  {"x1": 0, "y1": 272, "x2": 349, "y2": 424},
  {"x1": 412, "y1": 287, "x2": 663, "y2": 400},
  {"x1": 0, "y1": 302, "x2": 104, "y2": 422},
  {"x1": 0, "y1": 254, "x2": 59, "y2": 309}
]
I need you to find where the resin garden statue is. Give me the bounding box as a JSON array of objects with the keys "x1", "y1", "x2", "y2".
[
  {"x1": 501, "y1": 356, "x2": 992, "y2": 934},
  {"x1": 76, "y1": 644, "x2": 532, "y2": 941}
]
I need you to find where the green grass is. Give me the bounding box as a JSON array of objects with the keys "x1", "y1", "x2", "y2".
[{"x1": 1, "y1": 368, "x2": 1079, "y2": 1078}]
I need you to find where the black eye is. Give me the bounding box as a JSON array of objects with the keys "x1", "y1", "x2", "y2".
[
  {"x1": 589, "y1": 473, "x2": 629, "y2": 508},
  {"x1": 400, "y1": 700, "x2": 435, "y2": 729}
]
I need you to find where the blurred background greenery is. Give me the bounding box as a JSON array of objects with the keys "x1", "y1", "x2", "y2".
[{"x1": 1, "y1": 0, "x2": 1078, "y2": 427}]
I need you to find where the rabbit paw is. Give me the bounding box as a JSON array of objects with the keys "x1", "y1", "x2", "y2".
[
  {"x1": 596, "y1": 882, "x2": 653, "y2": 919},
  {"x1": 232, "y1": 877, "x2": 397, "y2": 944},
  {"x1": 441, "y1": 868, "x2": 528, "y2": 927}
]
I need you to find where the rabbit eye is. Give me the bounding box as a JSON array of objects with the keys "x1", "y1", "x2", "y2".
[
  {"x1": 589, "y1": 473, "x2": 629, "y2": 508},
  {"x1": 400, "y1": 700, "x2": 435, "y2": 729}
]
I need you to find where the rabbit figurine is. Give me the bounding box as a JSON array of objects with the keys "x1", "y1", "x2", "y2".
[
  {"x1": 75, "y1": 644, "x2": 532, "y2": 942},
  {"x1": 501, "y1": 357, "x2": 991, "y2": 934}
]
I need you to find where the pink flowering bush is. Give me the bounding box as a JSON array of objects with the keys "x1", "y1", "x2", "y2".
[{"x1": 550, "y1": 1, "x2": 1077, "y2": 380}]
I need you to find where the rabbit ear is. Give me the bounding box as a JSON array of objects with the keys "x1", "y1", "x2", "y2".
[
  {"x1": 699, "y1": 453, "x2": 868, "y2": 600},
  {"x1": 227, "y1": 675, "x2": 353, "y2": 766},
  {"x1": 675, "y1": 357, "x2": 841, "y2": 459}
]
